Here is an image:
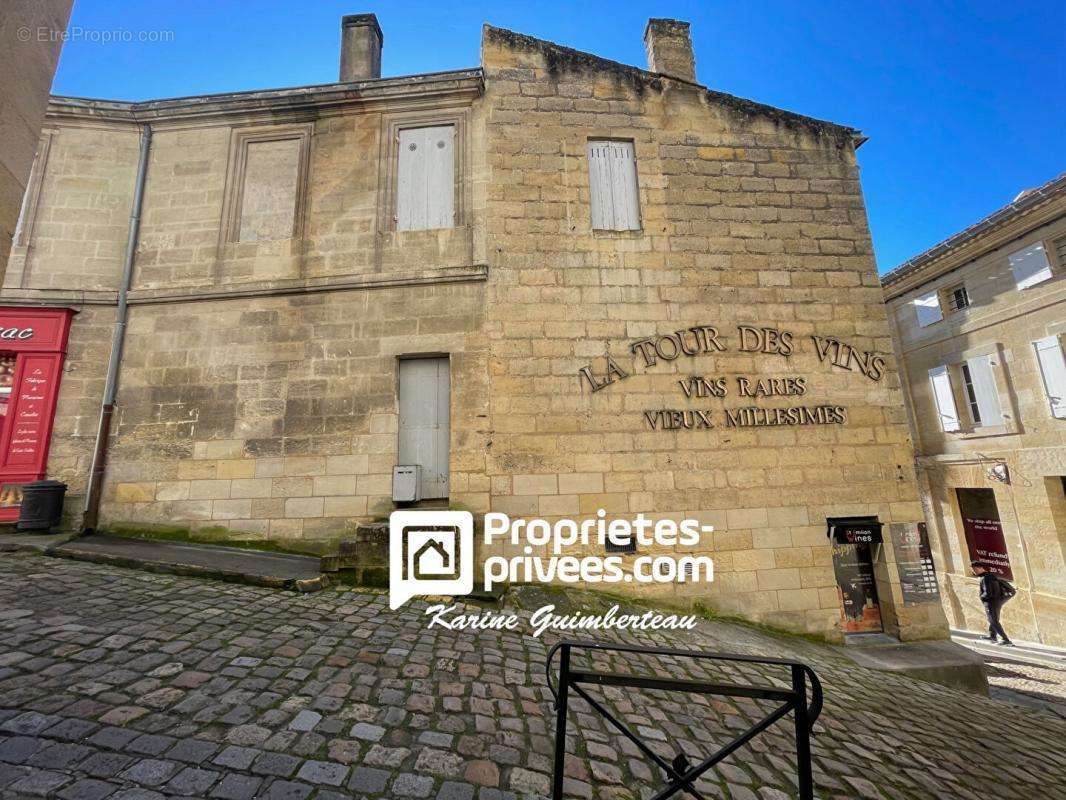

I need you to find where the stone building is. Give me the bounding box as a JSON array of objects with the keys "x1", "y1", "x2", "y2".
[
  {"x1": 883, "y1": 174, "x2": 1066, "y2": 646},
  {"x1": 0, "y1": 0, "x2": 73, "y2": 280},
  {"x1": 1, "y1": 13, "x2": 946, "y2": 640}
]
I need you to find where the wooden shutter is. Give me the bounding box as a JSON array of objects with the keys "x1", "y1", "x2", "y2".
[
  {"x1": 398, "y1": 357, "x2": 451, "y2": 499},
  {"x1": 964, "y1": 354, "x2": 1003, "y2": 426},
  {"x1": 588, "y1": 140, "x2": 640, "y2": 231},
  {"x1": 1034, "y1": 335, "x2": 1066, "y2": 419},
  {"x1": 397, "y1": 125, "x2": 454, "y2": 231},
  {"x1": 1008, "y1": 242, "x2": 1053, "y2": 289},
  {"x1": 913, "y1": 290, "x2": 943, "y2": 327},
  {"x1": 928, "y1": 365, "x2": 960, "y2": 432}
]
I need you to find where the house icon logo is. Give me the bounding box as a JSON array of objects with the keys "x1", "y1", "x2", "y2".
[{"x1": 389, "y1": 510, "x2": 474, "y2": 609}]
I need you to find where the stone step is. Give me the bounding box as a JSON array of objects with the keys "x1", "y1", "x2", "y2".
[{"x1": 46, "y1": 534, "x2": 328, "y2": 592}]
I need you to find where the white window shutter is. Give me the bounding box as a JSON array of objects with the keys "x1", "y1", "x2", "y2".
[
  {"x1": 929, "y1": 365, "x2": 960, "y2": 432},
  {"x1": 397, "y1": 125, "x2": 454, "y2": 231},
  {"x1": 588, "y1": 140, "x2": 640, "y2": 231},
  {"x1": 588, "y1": 142, "x2": 613, "y2": 230},
  {"x1": 1034, "y1": 335, "x2": 1066, "y2": 419},
  {"x1": 1009, "y1": 242, "x2": 1053, "y2": 290},
  {"x1": 965, "y1": 354, "x2": 1003, "y2": 426},
  {"x1": 913, "y1": 291, "x2": 943, "y2": 327}
]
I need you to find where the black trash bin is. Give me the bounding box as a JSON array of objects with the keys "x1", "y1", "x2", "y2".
[{"x1": 17, "y1": 480, "x2": 68, "y2": 532}]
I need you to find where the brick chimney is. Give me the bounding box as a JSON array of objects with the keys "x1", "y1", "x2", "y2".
[
  {"x1": 340, "y1": 13, "x2": 383, "y2": 82},
  {"x1": 643, "y1": 19, "x2": 696, "y2": 83}
]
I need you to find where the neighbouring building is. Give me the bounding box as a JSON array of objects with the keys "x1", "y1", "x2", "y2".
[
  {"x1": 0, "y1": 0, "x2": 74, "y2": 280},
  {"x1": 883, "y1": 174, "x2": 1066, "y2": 646},
  {"x1": 0, "y1": 12, "x2": 948, "y2": 641}
]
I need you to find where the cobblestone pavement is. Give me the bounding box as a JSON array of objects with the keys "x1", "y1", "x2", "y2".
[
  {"x1": 2, "y1": 553, "x2": 1066, "y2": 800},
  {"x1": 984, "y1": 653, "x2": 1066, "y2": 719}
]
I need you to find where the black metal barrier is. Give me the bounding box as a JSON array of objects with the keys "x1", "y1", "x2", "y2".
[{"x1": 545, "y1": 641, "x2": 823, "y2": 800}]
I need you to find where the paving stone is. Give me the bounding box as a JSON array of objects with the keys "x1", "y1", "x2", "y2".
[
  {"x1": 251, "y1": 751, "x2": 301, "y2": 777},
  {"x1": 261, "y1": 779, "x2": 313, "y2": 799},
  {"x1": 0, "y1": 735, "x2": 42, "y2": 764},
  {"x1": 166, "y1": 766, "x2": 221, "y2": 794},
  {"x1": 167, "y1": 738, "x2": 219, "y2": 764},
  {"x1": 88, "y1": 727, "x2": 141, "y2": 751},
  {"x1": 288, "y1": 710, "x2": 321, "y2": 732},
  {"x1": 79, "y1": 751, "x2": 134, "y2": 778},
  {"x1": 44, "y1": 717, "x2": 100, "y2": 741},
  {"x1": 437, "y1": 780, "x2": 476, "y2": 800},
  {"x1": 8, "y1": 767, "x2": 72, "y2": 796},
  {"x1": 393, "y1": 772, "x2": 435, "y2": 797},
  {"x1": 127, "y1": 734, "x2": 176, "y2": 756},
  {"x1": 349, "y1": 722, "x2": 385, "y2": 741},
  {"x1": 210, "y1": 773, "x2": 263, "y2": 800},
  {"x1": 213, "y1": 745, "x2": 261, "y2": 770},
  {"x1": 119, "y1": 758, "x2": 180, "y2": 786},
  {"x1": 57, "y1": 777, "x2": 119, "y2": 800},
  {"x1": 26, "y1": 742, "x2": 92, "y2": 769},
  {"x1": 0, "y1": 712, "x2": 57, "y2": 735},
  {"x1": 296, "y1": 759, "x2": 348, "y2": 785},
  {"x1": 349, "y1": 766, "x2": 391, "y2": 793}
]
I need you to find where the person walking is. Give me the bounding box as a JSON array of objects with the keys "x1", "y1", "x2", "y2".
[{"x1": 973, "y1": 561, "x2": 1016, "y2": 646}]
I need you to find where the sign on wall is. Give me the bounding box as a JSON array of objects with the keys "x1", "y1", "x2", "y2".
[
  {"x1": 891, "y1": 522, "x2": 941, "y2": 604},
  {"x1": 577, "y1": 324, "x2": 886, "y2": 429},
  {"x1": 956, "y1": 488, "x2": 1013, "y2": 580}
]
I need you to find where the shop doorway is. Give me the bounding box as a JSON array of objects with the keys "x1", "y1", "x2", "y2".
[
  {"x1": 398, "y1": 356, "x2": 451, "y2": 500},
  {"x1": 956, "y1": 488, "x2": 1012, "y2": 579},
  {"x1": 828, "y1": 517, "x2": 884, "y2": 634}
]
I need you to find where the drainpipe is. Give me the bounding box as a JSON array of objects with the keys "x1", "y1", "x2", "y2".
[{"x1": 82, "y1": 123, "x2": 152, "y2": 532}]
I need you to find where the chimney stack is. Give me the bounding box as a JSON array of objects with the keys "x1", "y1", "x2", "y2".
[
  {"x1": 643, "y1": 19, "x2": 696, "y2": 83},
  {"x1": 340, "y1": 14, "x2": 383, "y2": 82}
]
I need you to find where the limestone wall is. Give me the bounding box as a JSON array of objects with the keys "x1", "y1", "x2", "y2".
[{"x1": 478, "y1": 29, "x2": 940, "y2": 637}]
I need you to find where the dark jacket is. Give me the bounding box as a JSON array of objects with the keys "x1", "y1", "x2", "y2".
[{"x1": 979, "y1": 572, "x2": 1001, "y2": 603}]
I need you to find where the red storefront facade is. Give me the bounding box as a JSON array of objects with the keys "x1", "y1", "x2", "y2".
[{"x1": 0, "y1": 307, "x2": 74, "y2": 521}]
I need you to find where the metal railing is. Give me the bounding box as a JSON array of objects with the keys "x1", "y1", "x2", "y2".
[{"x1": 546, "y1": 640, "x2": 823, "y2": 800}]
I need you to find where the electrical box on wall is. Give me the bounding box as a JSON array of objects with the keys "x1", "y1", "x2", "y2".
[{"x1": 393, "y1": 465, "x2": 421, "y2": 502}]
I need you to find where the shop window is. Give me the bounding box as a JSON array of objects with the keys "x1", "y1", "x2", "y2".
[
  {"x1": 221, "y1": 125, "x2": 312, "y2": 244},
  {"x1": 1008, "y1": 241, "x2": 1053, "y2": 290},
  {"x1": 1033, "y1": 335, "x2": 1066, "y2": 419},
  {"x1": 943, "y1": 283, "x2": 970, "y2": 313},
  {"x1": 587, "y1": 140, "x2": 641, "y2": 231},
  {"x1": 956, "y1": 488, "x2": 1012, "y2": 579},
  {"x1": 396, "y1": 125, "x2": 455, "y2": 231},
  {"x1": 913, "y1": 290, "x2": 943, "y2": 327}
]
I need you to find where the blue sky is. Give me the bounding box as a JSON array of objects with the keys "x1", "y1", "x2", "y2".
[{"x1": 51, "y1": 1, "x2": 1064, "y2": 272}]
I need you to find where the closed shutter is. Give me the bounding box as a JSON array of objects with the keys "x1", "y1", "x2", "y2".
[
  {"x1": 928, "y1": 365, "x2": 960, "y2": 432},
  {"x1": 1055, "y1": 236, "x2": 1066, "y2": 269},
  {"x1": 398, "y1": 357, "x2": 451, "y2": 499},
  {"x1": 964, "y1": 354, "x2": 1003, "y2": 426},
  {"x1": 397, "y1": 125, "x2": 455, "y2": 231},
  {"x1": 1034, "y1": 335, "x2": 1066, "y2": 419},
  {"x1": 913, "y1": 290, "x2": 943, "y2": 327},
  {"x1": 1008, "y1": 242, "x2": 1053, "y2": 289},
  {"x1": 587, "y1": 140, "x2": 640, "y2": 230}
]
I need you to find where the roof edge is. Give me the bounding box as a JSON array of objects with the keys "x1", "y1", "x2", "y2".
[
  {"x1": 882, "y1": 172, "x2": 1066, "y2": 290},
  {"x1": 482, "y1": 24, "x2": 861, "y2": 143}
]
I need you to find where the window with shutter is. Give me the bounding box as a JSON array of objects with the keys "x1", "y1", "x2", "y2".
[
  {"x1": 1008, "y1": 242, "x2": 1053, "y2": 290},
  {"x1": 587, "y1": 140, "x2": 641, "y2": 231},
  {"x1": 913, "y1": 290, "x2": 943, "y2": 327},
  {"x1": 963, "y1": 354, "x2": 1003, "y2": 426},
  {"x1": 1034, "y1": 335, "x2": 1066, "y2": 419},
  {"x1": 928, "y1": 365, "x2": 960, "y2": 432},
  {"x1": 396, "y1": 125, "x2": 455, "y2": 231}
]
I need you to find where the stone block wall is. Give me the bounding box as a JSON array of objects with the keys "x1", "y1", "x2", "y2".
[{"x1": 478, "y1": 28, "x2": 941, "y2": 637}]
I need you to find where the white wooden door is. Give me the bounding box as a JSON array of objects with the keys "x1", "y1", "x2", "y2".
[
  {"x1": 398, "y1": 357, "x2": 450, "y2": 499},
  {"x1": 396, "y1": 125, "x2": 455, "y2": 231}
]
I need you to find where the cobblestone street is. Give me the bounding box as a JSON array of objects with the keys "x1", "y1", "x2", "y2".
[{"x1": 2, "y1": 553, "x2": 1065, "y2": 800}]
